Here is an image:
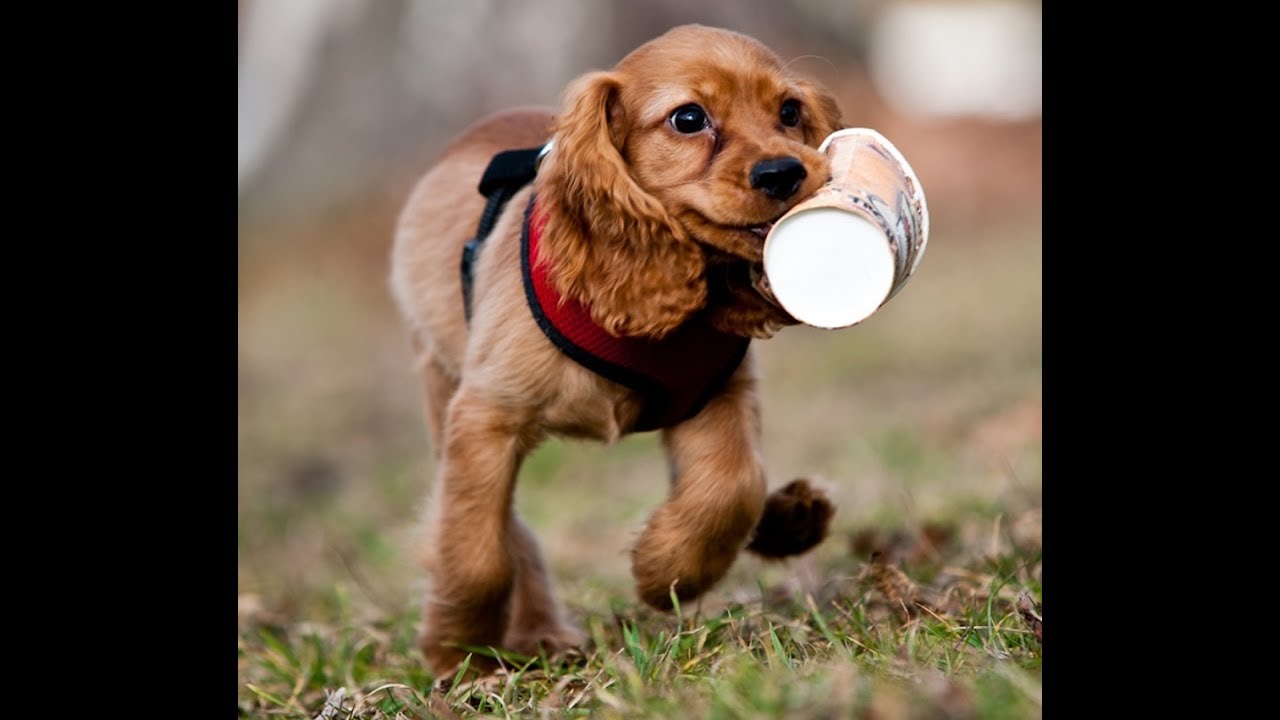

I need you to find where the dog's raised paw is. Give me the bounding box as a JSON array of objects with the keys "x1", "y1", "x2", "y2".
[{"x1": 745, "y1": 478, "x2": 835, "y2": 558}]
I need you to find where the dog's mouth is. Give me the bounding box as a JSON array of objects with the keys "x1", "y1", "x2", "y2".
[
  {"x1": 682, "y1": 210, "x2": 787, "y2": 263},
  {"x1": 726, "y1": 218, "x2": 779, "y2": 244},
  {"x1": 745, "y1": 222, "x2": 774, "y2": 240}
]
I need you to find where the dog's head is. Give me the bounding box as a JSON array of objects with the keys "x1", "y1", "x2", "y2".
[{"x1": 538, "y1": 24, "x2": 844, "y2": 339}]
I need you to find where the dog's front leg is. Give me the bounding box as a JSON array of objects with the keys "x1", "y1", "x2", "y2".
[
  {"x1": 417, "y1": 386, "x2": 535, "y2": 675},
  {"x1": 631, "y1": 359, "x2": 769, "y2": 610}
]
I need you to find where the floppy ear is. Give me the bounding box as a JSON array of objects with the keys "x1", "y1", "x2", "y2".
[
  {"x1": 795, "y1": 78, "x2": 845, "y2": 147},
  {"x1": 538, "y1": 71, "x2": 707, "y2": 339}
]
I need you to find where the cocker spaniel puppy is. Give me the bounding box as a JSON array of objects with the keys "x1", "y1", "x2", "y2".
[{"x1": 390, "y1": 24, "x2": 843, "y2": 675}]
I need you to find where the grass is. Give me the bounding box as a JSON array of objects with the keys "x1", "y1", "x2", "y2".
[
  {"x1": 238, "y1": 199, "x2": 1041, "y2": 718},
  {"x1": 239, "y1": 508, "x2": 1041, "y2": 718}
]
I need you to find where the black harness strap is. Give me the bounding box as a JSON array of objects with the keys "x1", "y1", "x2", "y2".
[{"x1": 462, "y1": 145, "x2": 547, "y2": 322}]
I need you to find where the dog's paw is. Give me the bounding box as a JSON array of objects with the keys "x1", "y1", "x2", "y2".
[
  {"x1": 632, "y1": 505, "x2": 750, "y2": 611},
  {"x1": 632, "y1": 550, "x2": 708, "y2": 612},
  {"x1": 745, "y1": 478, "x2": 835, "y2": 558},
  {"x1": 420, "y1": 631, "x2": 502, "y2": 681},
  {"x1": 504, "y1": 622, "x2": 589, "y2": 663}
]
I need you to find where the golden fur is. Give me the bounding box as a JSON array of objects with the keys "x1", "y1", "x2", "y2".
[{"x1": 390, "y1": 25, "x2": 843, "y2": 675}]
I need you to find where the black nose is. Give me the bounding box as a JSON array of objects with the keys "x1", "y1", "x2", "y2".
[{"x1": 750, "y1": 157, "x2": 807, "y2": 201}]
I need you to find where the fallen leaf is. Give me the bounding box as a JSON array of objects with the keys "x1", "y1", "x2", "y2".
[{"x1": 1017, "y1": 592, "x2": 1042, "y2": 643}]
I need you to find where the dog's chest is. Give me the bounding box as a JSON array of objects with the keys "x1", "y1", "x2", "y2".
[{"x1": 537, "y1": 363, "x2": 645, "y2": 443}]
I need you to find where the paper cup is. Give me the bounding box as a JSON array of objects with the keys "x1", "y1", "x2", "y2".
[{"x1": 755, "y1": 128, "x2": 929, "y2": 329}]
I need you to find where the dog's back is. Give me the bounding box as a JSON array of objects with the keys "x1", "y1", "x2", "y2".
[{"x1": 390, "y1": 108, "x2": 554, "y2": 376}]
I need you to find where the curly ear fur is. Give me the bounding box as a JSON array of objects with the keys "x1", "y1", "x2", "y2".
[
  {"x1": 795, "y1": 78, "x2": 845, "y2": 148},
  {"x1": 538, "y1": 72, "x2": 707, "y2": 339}
]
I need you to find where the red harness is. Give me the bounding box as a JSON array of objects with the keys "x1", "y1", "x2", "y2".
[{"x1": 521, "y1": 197, "x2": 750, "y2": 432}]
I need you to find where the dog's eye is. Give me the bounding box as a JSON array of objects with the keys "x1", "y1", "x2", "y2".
[
  {"x1": 670, "y1": 104, "x2": 709, "y2": 134},
  {"x1": 780, "y1": 99, "x2": 801, "y2": 128}
]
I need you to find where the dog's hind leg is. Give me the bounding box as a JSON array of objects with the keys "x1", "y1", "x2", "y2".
[
  {"x1": 415, "y1": 385, "x2": 537, "y2": 675},
  {"x1": 412, "y1": 335, "x2": 459, "y2": 460},
  {"x1": 631, "y1": 356, "x2": 770, "y2": 610},
  {"x1": 502, "y1": 515, "x2": 587, "y2": 660}
]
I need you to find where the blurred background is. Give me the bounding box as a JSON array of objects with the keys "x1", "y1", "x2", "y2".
[{"x1": 238, "y1": 0, "x2": 1041, "y2": 624}]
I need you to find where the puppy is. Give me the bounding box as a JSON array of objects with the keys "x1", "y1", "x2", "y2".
[{"x1": 390, "y1": 24, "x2": 843, "y2": 675}]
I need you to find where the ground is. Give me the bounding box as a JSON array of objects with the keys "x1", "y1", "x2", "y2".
[{"x1": 238, "y1": 196, "x2": 1041, "y2": 718}]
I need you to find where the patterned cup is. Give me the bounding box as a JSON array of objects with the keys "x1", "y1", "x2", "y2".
[{"x1": 753, "y1": 128, "x2": 930, "y2": 329}]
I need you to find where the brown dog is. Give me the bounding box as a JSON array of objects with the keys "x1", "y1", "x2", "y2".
[{"x1": 390, "y1": 24, "x2": 842, "y2": 675}]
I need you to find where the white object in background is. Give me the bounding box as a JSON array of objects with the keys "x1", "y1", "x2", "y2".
[{"x1": 868, "y1": 0, "x2": 1042, "y2": 121}]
